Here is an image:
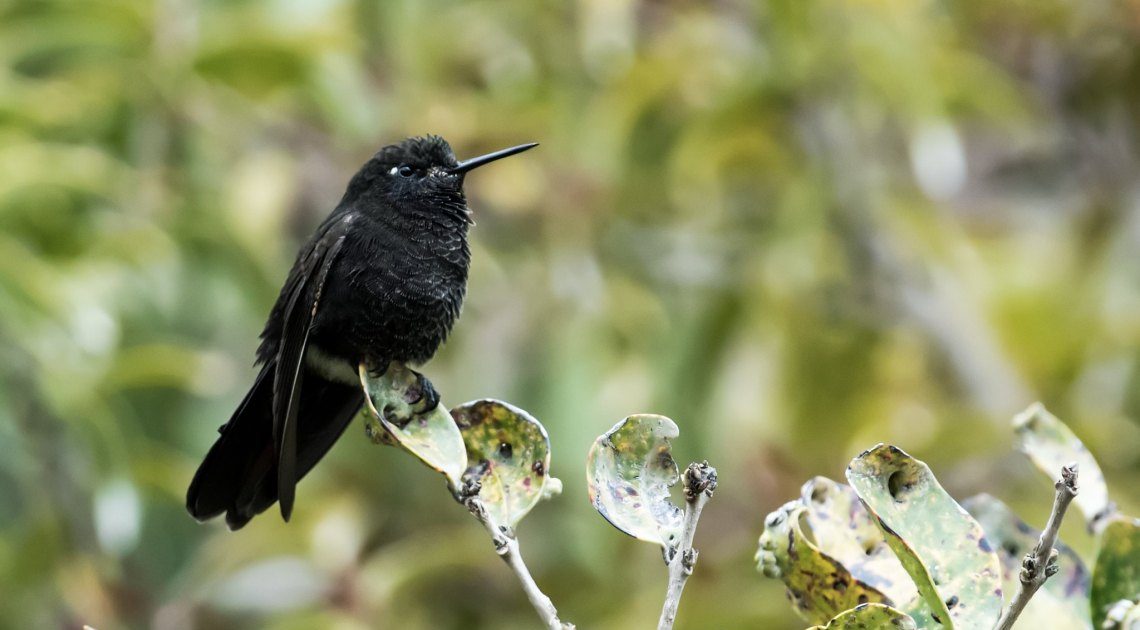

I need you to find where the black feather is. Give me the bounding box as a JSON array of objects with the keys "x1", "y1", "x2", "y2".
[{"x1": 273, "y1": 224, "x2": 348, "y2": 521}]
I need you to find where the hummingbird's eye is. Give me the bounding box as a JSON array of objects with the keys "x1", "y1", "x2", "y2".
[{"x1": 397, "y1": 165, "x2": 415, "y2": 178}]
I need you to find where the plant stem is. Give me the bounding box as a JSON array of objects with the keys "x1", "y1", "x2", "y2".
[
  {"x1": 993, "y1": 463, "x2": 1079, "y2": 630},
  {"x1": 460, "y1": 486, "x2": 573, "y2": 630},
  {"x1": 658, "y1": 461, "x2": 718, "y2": 630}
]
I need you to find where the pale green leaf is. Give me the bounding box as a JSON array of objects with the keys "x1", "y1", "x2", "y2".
[
  {"x1": 586, "y1": 414, "x2": 682, "y2": 550},
  {"x1": 807, "y1": 603, "x2": 918, "y2": 630},
  {"x1": 359, "y1": 363, "x2": 466, "y2": 490},
  {"x1": 1013, "y1": 403, "x2": 1112, "y2": 529},
  {"x1": 846, "y1": 444, "x2": 1003, "y2": 630}
]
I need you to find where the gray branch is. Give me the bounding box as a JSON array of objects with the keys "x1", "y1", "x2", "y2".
[
  {"x1": 458, "y1": 480, "x2": 574, "y2": 630},
  {"x1": 994, "y1": 463, "x2": 1079, "y2": 630},
  {"x1": 658, "y1": 462, "x2": 717, "y2": 630}
]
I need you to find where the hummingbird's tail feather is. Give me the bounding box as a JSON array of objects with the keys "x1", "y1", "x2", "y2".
[
  {"x1": 186, "y1": 362, "x2": 364, "y2": 530},
  {"x1": 186, "y1": 363, "x2": 275, "y2": 524}
]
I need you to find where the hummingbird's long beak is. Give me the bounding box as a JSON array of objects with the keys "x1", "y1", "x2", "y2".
[{"x1": 450, "y1": 142, "x2": 539, "y2": 174}]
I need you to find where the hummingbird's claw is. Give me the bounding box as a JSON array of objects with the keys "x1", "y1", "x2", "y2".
[{"x1": 407, "y1": 371, "x2": 441, "y2": 415}]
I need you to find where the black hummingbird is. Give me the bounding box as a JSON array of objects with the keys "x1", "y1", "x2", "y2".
[{"x1": 186, "y1": 136, "x2": 537, "y2": 529}]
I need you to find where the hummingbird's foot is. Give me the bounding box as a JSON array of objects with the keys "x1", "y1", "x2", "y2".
[
  {"x1": 406, "y1": 370, "x2": 441, "y2": 415},
  {"x1": 365, "y1": 356, "x2": 390, "y2": 379}
]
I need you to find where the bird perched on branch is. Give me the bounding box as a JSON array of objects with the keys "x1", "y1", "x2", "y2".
[{"x1": 186, "y1": 136, "x2": 537, "y2": 529}]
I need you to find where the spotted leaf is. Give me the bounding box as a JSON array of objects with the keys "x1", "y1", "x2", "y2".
[
  {"x1": 451, "y1": 399, "x2": 557, "y2": 528},
  {"x1": 798, "y1": 477, "x2": 919, "y2": 605},
  {"x1": 757, "y1": 499, "x2": 894, "y2": 625},
  {"x1": 846, "y1": 444, "x2": 1003, "y2": 630},
  {"x1": 586, "y1": 414, "x2": 683, "y2": 551},
  {"x1": 963, "y1": 493, "x2": 1091, "y2": 629}
]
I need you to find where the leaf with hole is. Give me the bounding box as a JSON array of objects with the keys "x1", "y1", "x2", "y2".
[
  {"x1": 807, "y1": 603, "x2": 918, "y2": 630},
  {"x1": 359, "y1": 363, "x2": 466, "y2": 490},
  {"x1": 846, "y1": 444, "x2": 1003, "y2": 630},
  {"x1": 1013, "y1": 403, "x2": 1112, "y2": 530},
  {"x1": 451, "y1": 399, "x2": 558, "y2": 528},
  {"x1": 1091, "y1": 516, "x2": 1140, "y2": 628},
  {"x1": 586, "y1": 414, "x2": 683, "y2": 551},
  {"x1": 963, "y1": 494, "x2": 1091, "y2": 629}
]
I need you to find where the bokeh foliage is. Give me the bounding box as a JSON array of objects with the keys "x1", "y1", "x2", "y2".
[{"x1": 1, "y1": 0, "x2": 1139, "y2": 628}]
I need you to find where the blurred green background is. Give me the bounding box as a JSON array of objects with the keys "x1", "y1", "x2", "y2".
[{"x1": 2, "y1": 0, "x2": 1140, "y2": 627}]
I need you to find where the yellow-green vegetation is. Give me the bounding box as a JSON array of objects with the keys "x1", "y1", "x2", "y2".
[{"x1": 760, "y1": 406, "x2": 1140, "y2": 630}]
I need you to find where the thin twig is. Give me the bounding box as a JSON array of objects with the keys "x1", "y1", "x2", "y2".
[
  {"x1": 994, "y1": 462, "x2": 1079, "y2": 630},
  {"x1": 658, "y1": 461, "x2": 718, "y2": 630},
  {"x1": 458, "y1": 480, "x2": 574, "y2": 630}
]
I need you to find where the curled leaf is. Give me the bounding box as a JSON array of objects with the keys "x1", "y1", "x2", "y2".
[
  {"x1": 757, "y1": 499, "x2": 893, "y2": 625},
  {"x1": 1013, "y1": 403, "x2": 1112, "y2": 530},
  {"x1": 586, "y1": 414, "x2": 683, "y2": 550},
  {"x1": 846, "y1": 444, "x2": 1003, "y2": 630},
  {"x1": 798, "y1": 477, "x2": 918, "y2": 605},
  {"x1": 757, "y1": 477, "x2": 919, "y2": 624},
  {"x1": 963, "y1": 494, "x2": 1091, "y2": 629},
  {"x1": 359, "y1": 363, "x2": 466, "y2": 490},
  {"x1": 1091, "y1": 516, "x2": 1140, "y2": 628},
  {"x1": 808, "y1": 603, "x2": 918, "y2": 630},
  {"x1": 451, "y1": 399, "x2": 556, "y2": 528}
]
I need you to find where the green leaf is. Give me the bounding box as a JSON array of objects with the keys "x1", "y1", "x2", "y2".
[
  {"x1": 846, "y1": 444, "x2": 1003, "y2": 630},
  {"x1": 450, "y1": 399, "x2": 558, "y2": 528},
  {"x1": 757, "y1": 499, "x2": 894, "y2": 625},
  {"x1": 756, "y1": 477, "x2": 920, "y2": 624},
  {"x1": 586, "y1": 414, "x2": 683, "y2": 551},
  {"x1": 807, "y1": 603, "x2": 918, "y2": 630},
  {"x1": 962, "y1": 494, "x2": 1091, "y2": 629},
  {"x1": 1013, "y1": 403, "x2": 1112, "y2": 529},
  {"x1": 797, "y1": 477, "x2": 918, "y2": 605},
  {"x1": 1091, "y1": 516, "x2": 1140, "y2": 628},
  {"x1": 359, "y1": 363, "x2": 466, "y2": 490}
]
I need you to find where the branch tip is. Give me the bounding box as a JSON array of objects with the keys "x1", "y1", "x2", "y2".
[
  {"x1": 659, "y1": 460, "x2": 716, "y2": 630},
  {"x1": 1059, "y1": 462, "x2": 1078, "y2": 495},
  {"x1": 995, "y1": 464, "x2": 1080, "y2": 630},
  {"x1": 683, "y1": 461, "x2": 718, "y2": 502}
]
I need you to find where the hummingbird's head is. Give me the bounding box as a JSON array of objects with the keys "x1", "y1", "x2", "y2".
[{"x1": 348, "y1": 135, "x2": 537, "y2": 219}]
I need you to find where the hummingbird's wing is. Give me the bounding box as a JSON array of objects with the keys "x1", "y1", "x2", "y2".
[{"x1": 272, "y1": 214, "x2": 351, "y2": 521}]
